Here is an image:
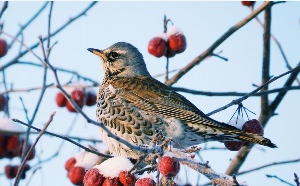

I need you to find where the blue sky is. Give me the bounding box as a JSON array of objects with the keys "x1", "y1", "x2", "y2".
[{"x1": 0, "y1": 1, "x2": 299, "y2": 185}]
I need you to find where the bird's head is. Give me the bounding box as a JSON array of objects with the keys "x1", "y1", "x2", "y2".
[{"x1": 87, "y1": 42, "x2": 150, "y2": 78}]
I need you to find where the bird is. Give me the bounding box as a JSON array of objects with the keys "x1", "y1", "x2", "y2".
[{"x1": 87, "y1": 42, "x2": 276, "y2": 159}]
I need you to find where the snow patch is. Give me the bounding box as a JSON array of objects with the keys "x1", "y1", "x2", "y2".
[
  {"x1": 167, "y1": 26, "x2": 183, "y2": 36},
  {"x1": 96, "y1": 156, "x2": 133, "y2": 178},
  {"x1": 0, "y1": 118, "x2": 26, "y2": 133},
  {"x1": 155, "y1": 33, "x2": 169, "y2": 41},
  {"x1": 164, "y1": 118, "x2": 182, "y2": 138},
  {"x1": 74, "y1": 151, "x2": 99, "y2": 169},
  {"x1": 139, "y1": 173, "x2": 154, "y2": 180}
]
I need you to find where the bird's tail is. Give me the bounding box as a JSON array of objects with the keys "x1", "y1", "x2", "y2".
[{"x1": 219, "y1": 128, "x2": 277, "y2": 148}]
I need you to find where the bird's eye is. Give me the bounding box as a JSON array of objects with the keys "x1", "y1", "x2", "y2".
[{"x1": 109, "y1": 52, "x2": 119, "y2": 59}]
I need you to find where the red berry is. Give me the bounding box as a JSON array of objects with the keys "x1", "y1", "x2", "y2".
[
  {"x1": 85, "y1": 91, "x2": 97, "y2": 106},
  {"x1": 66, "y1": 101, "x2": 77, "y2": 112},
  {"x1": 119, "y1": 171, "x2": 136, "y2": 186},
  {"x1": 135, "y1": 177, "x2": 156, "y2": 186},
  {"x1": 71, "y1": 89, "x2": 85, "y2": 108},
  {"x1": 0, "y1": 94, "x2": 7, "y2": 111},
  {"x1": 242, "y1": 119, "x2": 264, "y2": 136},
  {"x1": 241, "y1": 1, "x2": 255, "y2": 6},
  {"x1": 4, "y1": 165, "x2": 15, "y2": 179},
  {"x1": 159, "y1": 155, "x2": 180, "y2": 178},
  {"x1": 83, "y1": 168, "x2": 105, "y2": 186},
  {"x1": 55, "y1": 92, "x2": 67, "y2": 107},
  {"x1": 68, "y1": 166, "x2": 86, "y2": 185},
  {"x1": 167, "y1": 26, "x2": 186, "y2": 54},
  {"x1": 224, "y1": 141, "x2": 245, "y2": 151},
  {"x1": 27, "y1": 147, "x2": 35, "y2": 160},
  {"x1": 102, "y1": 177, "x2": 122, "y2": 186},
  {"x1": 6, "y1": 135, "x2": 19, "y2": 151},
  {"x1": 148, "y1": 35, "x2": 168, "y2": 58},
  {"x1": 24, "y1": 164, "x2": 31, "y2": 171},
  {"x1": 65, "y1": 157, "x2": 77, "y2": 171},
  {"x1": 0, "y1": 39, "x2": 8, "y2": 57}
]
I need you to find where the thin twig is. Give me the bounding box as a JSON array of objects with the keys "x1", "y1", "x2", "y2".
[
  {"x1": 12, "y1": 118, "x2": 111, "y2": 158},
  {"x1": 207, "y1": 63, "x2": 300, "y2": 116},
  {"x1": 0, "y1": 1, "x2": 8, "y2": 20},
  {"x1": 0, "y1": 2, "x2": 98, "y2": 71},
  {"x1": 13, "y1": 112, "x2": 56, "y2": 186},
  {"x1": 1, "y1": 70, "x2": 10, "y2": 117},
  {"x1": 171, "y1": 85, "x2": 300, "y2": 97},
  {"x1": 16, "y1": 61, "x2": 99, "y2": 85},
  {"x1": 266, "y1": 174, "x2": 294, "y2": 186},
  {"x1": 295, "y1": 173, "x2": 300, "y2": 186},
  {"x1": 250, "y1": 6, "x2": 300, "y2": 85},
  {"x1": 237, "y1": 158, "x2": 300, "y2": 176},
  {"x1": 8, "y1": 2, "x2": 49, "y2": 49}
]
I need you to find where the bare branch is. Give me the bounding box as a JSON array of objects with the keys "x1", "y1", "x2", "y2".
[
  {"x1": 12, "y1": 118, "x2": 110, "y2": 158},
  {"x1": 164, "y1": 1, "x2": 272, "y2": 86},
  {"x1": 250, "y1": 6, "x2": 300, "y2": 85},
  {"x1": 171, "y1": 86, "x2": 300, "y2": 97},
  {"x1": 237, "y1": 158, "x2": 300, "y2": 176},
  {"x1": 0, "y1": 2, "x2": 98, "y2": 71},
  {"x1": 14, "y1": 112, "x2": 56, "y2": 186},
  {"x1": 8, "y1": 2, "x2": 49, "y2": 49},
  {"x1": 171, "y1": 148, "x2": 248, "y2": 186},
  {"x1": 207, "y1": 63, "x2": 300, "y2": 116}
]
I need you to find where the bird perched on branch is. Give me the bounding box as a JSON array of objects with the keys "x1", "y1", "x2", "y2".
[{"x1": 87, "y1": 42, "x2": 276, "y2": 159}]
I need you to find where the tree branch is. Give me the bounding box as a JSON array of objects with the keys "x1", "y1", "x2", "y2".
[
  {"x1": 171, "y1": 86, "x2": 300, "y2": 97},
  {"x1": 207, "y1": 63, "x2": 300, "y2": 116},
  {"x1": 237, "y1": 158, "x2": 300, "y2": 176},
  {"x1": 164, "y1": 1, "x2": 272, "y2": 86}
]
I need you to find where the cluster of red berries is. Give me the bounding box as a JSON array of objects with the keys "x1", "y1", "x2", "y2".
[
  {"x1": 65, "y1": 153, "x2": 181, "y2": 186},
  {"x1": 0, "y1": 134, "x2": 35, "y2": 160},
  {"x1": 224, "y1": 119, "x2": 264, "y2": 151},
  {"x1": 84, "y1": 168, "x2": 137, "y2": 186},
  {"x1": 83, "y1": 157, "x2": 137, "y2": 186},
  {"x1": 4, "y1": 164, "x2": 31, "y2": 180},
  {"x1": 148, "y1": 26, "x2": 186, "y2": 58},
  {"x1": 0, "y1": 38, "x2": 8, "y2": 58},
  {"x1": 55, "y1": 88, "x2": 97, "y2": 113},
  {"x1": 1, "y1": 133, "x2": 35, "y2": 180},
  {"x1": 65, "y1": 151, "x2": 100, "y2": 185}
]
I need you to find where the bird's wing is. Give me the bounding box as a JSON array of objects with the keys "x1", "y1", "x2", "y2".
[{"x1": 109, "y1": 76, "x2": 238, "y2": 130}]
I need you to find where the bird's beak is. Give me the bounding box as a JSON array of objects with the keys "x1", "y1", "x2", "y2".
[{"x1": 87, "y1": 48, "x2": 104, "y2": 58}]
